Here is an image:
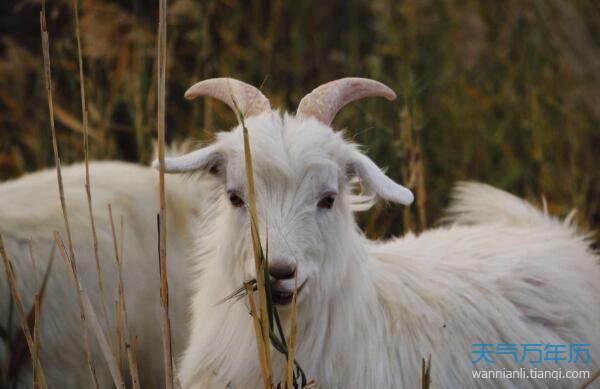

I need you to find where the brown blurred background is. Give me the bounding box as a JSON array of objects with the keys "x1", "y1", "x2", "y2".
[{"x1": 0, "y1": 0, "x2": 598, "y2": 238}]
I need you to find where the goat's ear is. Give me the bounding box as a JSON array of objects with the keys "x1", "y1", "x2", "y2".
[
  {"x1": 347, "y1": 152, "x2": 414, "y2": 205},
  {"x1": 152, "y1": 144, "x2": 224, "y2": 175}
]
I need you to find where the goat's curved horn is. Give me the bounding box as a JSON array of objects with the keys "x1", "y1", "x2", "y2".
[
  {"x1": 184, "y1": 78, "x2": 271, "y2": 118},
  {"x1": 296, "y1": 78, "x2": 396, "y2": 125}
]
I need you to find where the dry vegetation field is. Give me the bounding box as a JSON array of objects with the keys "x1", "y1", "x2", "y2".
[
  {"x1": 0, "y1": 0, "x2": 599, "y2": 387},
  {"x1": 0, "y1": 0, "x2": 598, "y2": 238}
]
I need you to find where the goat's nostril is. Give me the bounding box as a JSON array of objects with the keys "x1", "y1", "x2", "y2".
[{"x1": 268, "y1": 263, "x2": 296, "y2": 280}]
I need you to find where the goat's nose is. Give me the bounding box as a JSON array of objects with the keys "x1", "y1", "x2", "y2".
[{"x1": 268, "y1": 262, "x2": 296, "y2": 280}]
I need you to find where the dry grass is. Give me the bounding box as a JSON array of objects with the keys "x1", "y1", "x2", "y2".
[
  {"x1": 237, "y1": 94, "x2": 273, "y2": 388},
  {"x1": 0, "y1": 234, "x2": 47, "y2": 388},
  {"x1": 230, "y1": 88, "x2": 312, "y2": 388},
  {"x1": 156, "y1": 0, "x2": 174, "y2": 387},
  {"x1": 32, "y1": 295, "x2": 41, "y2": 389},
  {"x1": 421, "y1": 355, "x2": 432, "y2": 389},
  {"x1": 108, "y1": 205, "x2": 141, "y2": 388},
  {"x1": 126, "y1": 336, "x2": 141, "y2": 389},
  {"x1": 2, "y1": 241, "x2": 55, "y2": 386},
  {"x1": 581, "y1": 369, "x2": 600, "y2": 389},
  {"x1": 72, "y1": 0, "x2": 111, "y2": 338},
  {"x1": 244, "y1": 281, "x2": 270, "y2": 385},
  {"x1": 41, "y1": 1, "x2": 98, "y2": 384},
  {"x1": 284, "y1": 279, "x2": 298, "y2": 389},
  {"x1": 53, "y1": 232, "x2": 100, "y2": 388},
  {"x1": 1, "y1": 0, "x2": 598, "y2": 240},
  {"x1": 83, "y1": 288, "x2": 126, "y2": 388},
  {"x1": 1, "y1": 0, "x2": 598, "y2": 387}
]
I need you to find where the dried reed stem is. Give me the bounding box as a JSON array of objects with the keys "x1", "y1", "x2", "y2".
[
  {"x1": 156, "y1": 0, "x2": 173, "y2": 387},
  {"x1": 399, "y1": 100, "x2": 427, "y2": 232},
  {"x1": 244, "y1": 282, "x2": 270, "y2": 384},
  {"x1": 114, "y1": 300, "x2": 123, "y2": 372},
  {"x1": 126, "y1": 336, "x2": 141, "y2": 389},
  {"x1": 0, "y1": 234, "x2": 47, "y2": 389},
  {"x1": 421, "y1": 355, "x2": 431, "y2": 389},
  {"x1": 8, "y1": 242, "x2": 56, "y2": 385},
  {"x1": 108, "y1": 204, "x2": 124, "y2": 369},
  {"x1": 108, "y1": 206, "x2": 140, "y2": 388},
  {"x1": 235, "y1": 90, "x2": 272, "y2": 388},
  {"x1": 53, "y1": 232, "x2": 99, "y2": 389},
  {"x1": 284, "y1": 280, "x2": 298, "y2": 389},
  {"x1": 41, "y1": 243, "x2": 56, "y2": 295},
  {"x1": 82, "y1": 290, "x2": 126, "y2": 388},
  {"x1": 27, "y1": 242, "x2": 56, "y2": 331},
  {"x1": 28, "y1": 238, "x2": 38, "y2": 288},
  {"x1": 40, "y1": 2, "x2": 74, "y2": 262},
  {"x1": 581, "y1": 368, "x2": 600, "y2": 389},
  {"x1": 32, "y1": 295, "x2": 41, "y2": 389},
  {"x1": 41, "y1": 3, "x2": 98, "y2": 385},
  {"x1": 72, "y1": 0, "x2": 110, "y2": 337},
  {"x1": 27, "y1": 240, "x2": 51, "y2": 389},
  {"x1": 119, "y1": 216, "x2": 124, "y2": 265}
]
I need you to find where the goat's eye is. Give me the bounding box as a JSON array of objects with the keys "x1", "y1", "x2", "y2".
[
  {"x1": 317, "y1": 194, "x2": 336, "y2": 210},
  {"x1": 228, "y1": 192, "x2": 245, "y2": 208}
]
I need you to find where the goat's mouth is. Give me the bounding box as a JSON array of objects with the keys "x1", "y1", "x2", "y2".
[{"x1": 270, "y1": 281, "x2": 306, "y2": 306}]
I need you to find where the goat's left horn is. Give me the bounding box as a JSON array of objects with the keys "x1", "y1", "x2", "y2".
[
  {"x1": 296, "y1": 78, "x2": 396, "y2": 126},
  {"x1": 184, "y1": 78, "x2": 271, "y2": 118}
]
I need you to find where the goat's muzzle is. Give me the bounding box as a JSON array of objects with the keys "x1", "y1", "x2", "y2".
[{"x1": 269, "y1": 262, "x2": 303, "y2": 305}]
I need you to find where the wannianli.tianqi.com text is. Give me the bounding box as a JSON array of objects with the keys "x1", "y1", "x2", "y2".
[
  {"x1": 470, "y1": 343, "x2": 593, "y2": 382},
  {"x1": 472, "y1": 368, "x2": 591, "y2": 380}
]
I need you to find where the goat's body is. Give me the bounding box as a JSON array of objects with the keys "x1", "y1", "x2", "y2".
[
  {"x1": 181, "y1": 183, "x2": 599, "y2": 388},
  {"x1": 366, "y1": 183, "x2": 599, "y2": 388},
  {"x1": 0, "y1": 161, "x2": 211, "y2": 388}
]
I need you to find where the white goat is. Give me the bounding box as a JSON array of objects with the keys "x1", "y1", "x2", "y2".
[
  {"x1": 160, "y1": 78, "x2": 600, "y2": 388},
  {"x1": 0, "y1": 161, "x2": 213, "y2": 387}
]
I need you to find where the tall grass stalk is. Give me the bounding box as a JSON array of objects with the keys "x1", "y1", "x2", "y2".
[
  {"x1": 3, "y1": 241, "x2": 55, "y2": 386},
  {"x1": 53, "y1": 232, "x2": 99, "y2": 388},
  {"x1": 54, "y1": 232, "x2": 126, "y2": 388},
  {"x1": 40, "y1": 2, "x2": 98, "y2": 385},
  {"x1": 114, "y1": 299, "x2": 124, "y2": 372},
  {"x1": 156, "y1": 0, "x2": 174, "y2": 387},
  {"x1": 27, "y1": 239, "x2": 38, "y2": 287},
  {"x1": 32, "y1": 295, "x2": 41, "y2": 389},
  {"x1": 41, "y1": 2, "x2": 74, "y2": 262},
  {"x1": 0, "y1": 234, "x2": 47, "y2": 389},
  {"x1": 71, "y1": 0, "x2": 110, "y2": 337},
  {"x1": 108, "y1": 205, "x2": 124, "y2": 368},
  {"x1": 244, "y1": 281, "x2": 271, "y2": 384},
  {"x1": 21, "y1": 247, "x2": 55, "y2": 385},
  {"x1": 581, "y1": 368, "x2": 600, "y2": 389},
  {"x1": 284, "y1": 280, "x2": 298, "y2": 389},
  {"x1": 233, "y1": 94, "x2": 272, "y2": 388},
  {"x1": 126, "y1": 336, "x2": 141, "y2": 389},
  {"x1": 119, "y1": 214, "x2": 141, "y2": 388},
  {"x1": 27, "y1": 239, "x2": 41, "y2": 388},
  {"x1": 421, "y1": 355, "x2": 431, "y2": 389},
  {"x1": 84, "y1": 291, "x2": 125, "y2": 387},
  {"x1": 108, "y1": 206, "x2": 141, "y2": 388}
]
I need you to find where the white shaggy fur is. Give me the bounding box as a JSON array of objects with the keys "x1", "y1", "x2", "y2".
[
  {"x1": 167, "y1": 112, "x2": 599, "y2": 388},
  {"x1": 0, "y1": 161, "x2": 214, "y2": 387}
]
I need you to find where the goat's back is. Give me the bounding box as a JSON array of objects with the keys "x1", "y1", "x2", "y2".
[
  {"x1": 0, "y1": 161, "x2": 207, "y2": 387},
  {"x1": 369, "y1": 182, "x2": 599, "y2": 388}
]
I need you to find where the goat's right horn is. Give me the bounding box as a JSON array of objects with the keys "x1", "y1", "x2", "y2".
[
  {"x1": 184, "y1": 78, "x2": 271, "y2": 118},
  {"x1": 296, "y1": 77, "x2": 396, "y2": 126}
]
